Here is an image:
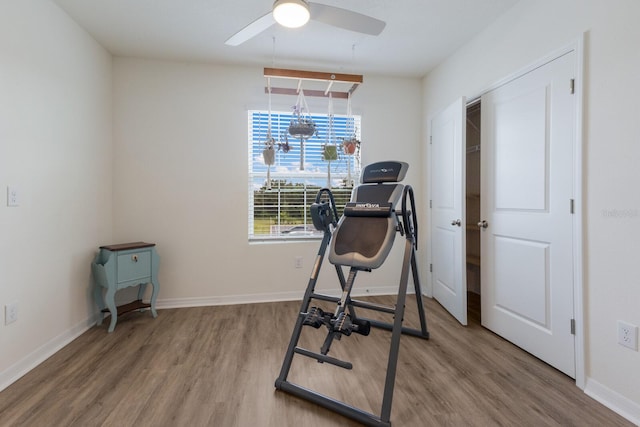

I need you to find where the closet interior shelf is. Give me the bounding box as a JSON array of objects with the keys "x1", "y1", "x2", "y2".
[{"x1": 466, "y1": 144, "x2": 481, "y2": 154}]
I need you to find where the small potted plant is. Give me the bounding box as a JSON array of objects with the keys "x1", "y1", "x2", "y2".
[
  {"x1": 342, "y1": 137, "x2": 360, "y2": 155},
  {"x1": 262, "y1": 137, "x2": 276, "y2": 165},
  {"x1": 322, "y1": 144, "x2": 338, "y2": 161},
  {"x1": 262, "y1": 136, "x2": 276, "y2": 190}
]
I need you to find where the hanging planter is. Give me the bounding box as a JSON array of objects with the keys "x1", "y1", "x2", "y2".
[
  {"x1": 263, "y1": 86, "x2": 276, "y2": 190},
  {"x1": 288, "y1": 90, "x2": 316, "y2": 139},
  {"x1": 342, "y1": 92, "x2": 359, "y2": 186},
  {"x1": 323, "y1": 94, "x2": 338, "y2": 161},
  {"x1": 342, "y1": 137, "x2": 359, "y2": 155},
  {"x1": 263, "y1": 137, "x2": 276, "y2": 191},
  {"x1": 263, "y1": 142, "x2": 275, "y2": 165},
  {"x1": 288, "y1": 90, "x2": 316, "y2": 171},
  {"x1": 288, "y1": 118, "x2": 316, "y2": 139},
  {"x1": 322, "y1": 144, "x2": 338, "y2": 161},
  {"x1": 342, "y1": 92, "x2": 360, "y2": 155}
]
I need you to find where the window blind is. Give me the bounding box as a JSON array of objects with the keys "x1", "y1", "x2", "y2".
[{"x1": 248, "y1": 110, "x2": 361, "y2": 240}]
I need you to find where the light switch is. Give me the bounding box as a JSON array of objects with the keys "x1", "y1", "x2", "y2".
[{"x1": 7, "y1": 186, "x2": 19, "y2": 207}]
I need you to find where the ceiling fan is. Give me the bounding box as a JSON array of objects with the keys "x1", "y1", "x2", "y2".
[{"x1": 225, "y1": 0, "x2": 386, "y2": 46}]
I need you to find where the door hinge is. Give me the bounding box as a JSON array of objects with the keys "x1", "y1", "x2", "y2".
[
  {"x1": 570, "y1": 318, "x2": 576, "y2": 335},
  {"x1": 429, "y1": 199, "x2": 432, "y2": 208},
  {"x1": 430, "y1": 263, "x2": 433, "y2": 273},
  {"x1": 430, "y1": 135, "x2": 432, "y2": 145},
  {"x1": 570, "y1": 78, "x2": 575, "y2": 94},
  {"x1": 570, "y1": 198, "x2": 575, "y2": 214}
]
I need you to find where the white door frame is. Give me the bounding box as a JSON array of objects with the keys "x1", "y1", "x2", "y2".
[{"x1": 426, "y1": 35, "x2": 585, "y2": 389}]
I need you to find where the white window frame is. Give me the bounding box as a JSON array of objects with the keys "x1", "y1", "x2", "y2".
[{"x1": 248, "y1": 110, "x2": 361, "y2": 241}]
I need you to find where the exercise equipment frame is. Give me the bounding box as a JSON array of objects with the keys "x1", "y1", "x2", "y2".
[{"x1": 274, "y1": 186, "x2": 429, "y2": 427}]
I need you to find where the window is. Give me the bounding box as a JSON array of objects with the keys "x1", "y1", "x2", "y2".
[{"x1": 248, "y1": 110, "x2": 361, "y2": 240}]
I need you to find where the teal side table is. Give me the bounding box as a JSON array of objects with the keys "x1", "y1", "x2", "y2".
[{"x1": 91, "y1": 242, "x2": 160, "y2": 332}]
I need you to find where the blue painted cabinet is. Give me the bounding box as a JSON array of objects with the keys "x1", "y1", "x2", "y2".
[{"x1": 91, "y1": 242, "x2": 160, "y2": 332}]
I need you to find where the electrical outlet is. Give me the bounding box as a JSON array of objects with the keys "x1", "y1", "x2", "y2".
[
  {"x1": 5, "y1": 302, "x2": 18, "y2": 325},
  {"x1": 617, "y1": 320, "x2": 638, "y2": 351},
  {"x1": 294, "y1": 256, "x2": 303, "y2": 269}
]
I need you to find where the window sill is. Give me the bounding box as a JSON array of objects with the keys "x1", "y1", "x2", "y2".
[{"x1": 249, "y1": 235, "x2": 322, "y2": 244}]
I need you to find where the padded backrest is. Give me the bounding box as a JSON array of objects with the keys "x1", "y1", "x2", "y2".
[
  {"x1": 361, "y1": 161, "x2": 409, "y2": 184},
  {"x1": 328, "y1": 161, "x2": 408, "y2": 269}
]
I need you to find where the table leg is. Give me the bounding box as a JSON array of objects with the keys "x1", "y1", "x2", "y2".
[
  {"x1": 150, "y1": 279, "x2": 159, "y2": 318},
  {"x1": 93, "y1": 284, "x2": 106, "y2": 326},
  {"x1": 105, "y1": 286, "x2": 118, "y2": 333},
  {"x1": 137, "y1": 282, "x2": 148, "y2": 313}
]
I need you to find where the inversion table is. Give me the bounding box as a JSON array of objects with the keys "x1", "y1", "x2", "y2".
[{"x1": 274, "y1": 161, "x2": 429, "y2": 427}]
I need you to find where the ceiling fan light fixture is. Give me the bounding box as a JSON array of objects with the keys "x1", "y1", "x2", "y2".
[{"x1": 273, "y1": 0, "x2": 310, "y2": 28}]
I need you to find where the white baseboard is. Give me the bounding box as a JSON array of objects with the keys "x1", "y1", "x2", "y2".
[
  {"x1": 0, "y1": 315, "x2": 97, "y2": 393},
  {"x1": 585, "y1": 378, "x2": 640, "y2": 426},
  {"x1": 156, "y1": 285, "x2": 404, "y2": 309}
]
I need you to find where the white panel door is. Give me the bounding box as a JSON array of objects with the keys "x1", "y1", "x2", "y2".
[
  {"x1": 431, "y1": 97, "x2": 467, "y2": 325},
  {"x1": 481, "y1": 52, "x2": 576, "y2": 377}
]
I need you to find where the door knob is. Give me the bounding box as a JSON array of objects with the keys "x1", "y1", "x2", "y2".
[
  {"x1": 477, "y1": 220, "x2": 488, "y2": 229},
  {"x1": 451, "y1": 219, "x2": 461, "y2": 227}
]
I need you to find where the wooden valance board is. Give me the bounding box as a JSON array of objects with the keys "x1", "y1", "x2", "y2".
[{"x1": 264, "y1": 67, "x2": 363, "y2": 99}]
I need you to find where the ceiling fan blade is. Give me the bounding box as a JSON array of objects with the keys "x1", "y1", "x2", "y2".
[
  {"x1": 309, "y1": 2, "x2": 386, "y2": 36},
  {"x1": 225, "y1": 12, "x2": 275, "y2": 46}
]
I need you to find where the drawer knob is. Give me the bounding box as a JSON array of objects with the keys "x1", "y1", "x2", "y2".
[{"x1": 132, "y1": 255, "x2": 138, "y2": 262}]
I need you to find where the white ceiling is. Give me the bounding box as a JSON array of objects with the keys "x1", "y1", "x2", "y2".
[{"x1": 52, "y1": 0, "x2": 519, "y2": 78}]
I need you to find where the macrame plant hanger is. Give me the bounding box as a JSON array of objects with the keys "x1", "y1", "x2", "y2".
[
  {"x1": 263, "y1": 80, "x2": 276, "y2": 190},
  {"x1": 343, "y1": 91, "x2": 358, "y2": 187},
  {"x1": 322, "y1": 93, "x2": 338, "y2": 188},
  {"x1": 262, "y1": 37, "x2": 277, "y2": 191},
  {"x1": 288, "y1": 88, "x2": 316, "y2": 171}
]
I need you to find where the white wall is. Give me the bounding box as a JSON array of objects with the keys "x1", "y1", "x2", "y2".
[
  {"x1": 421, "y1": 0, "x2": 640, "y2": 421},
  {"x1": 0, "y1": 0, "x2": 113, "y2": 388},
  {"x1": 112, "y1": 58, "x2": 424, "y2": 305},
  {"x1": 2, "y1": 1, "x2": 637, "y2": 421}
]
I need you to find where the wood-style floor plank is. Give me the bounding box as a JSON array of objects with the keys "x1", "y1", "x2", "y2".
[{"x1": 0, "y1": 295, "x2": 633, "y2": 427}]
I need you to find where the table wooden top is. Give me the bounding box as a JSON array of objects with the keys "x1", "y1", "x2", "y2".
[{"x1": 99, "y1": 242, "x2": 155, "y2": 251}]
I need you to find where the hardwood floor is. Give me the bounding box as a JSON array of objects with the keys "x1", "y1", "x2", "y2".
[{"x1": 0, "y1": 295, "x2": 633, "y2": 427}]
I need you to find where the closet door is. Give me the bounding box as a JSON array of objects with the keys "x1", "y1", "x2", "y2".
[
  {"x1": 480, "y1": 52, "x2": 576, "y2": 377},
  {"x1": 431, "y1": 97, "x2": 467, "y2": 325}
]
